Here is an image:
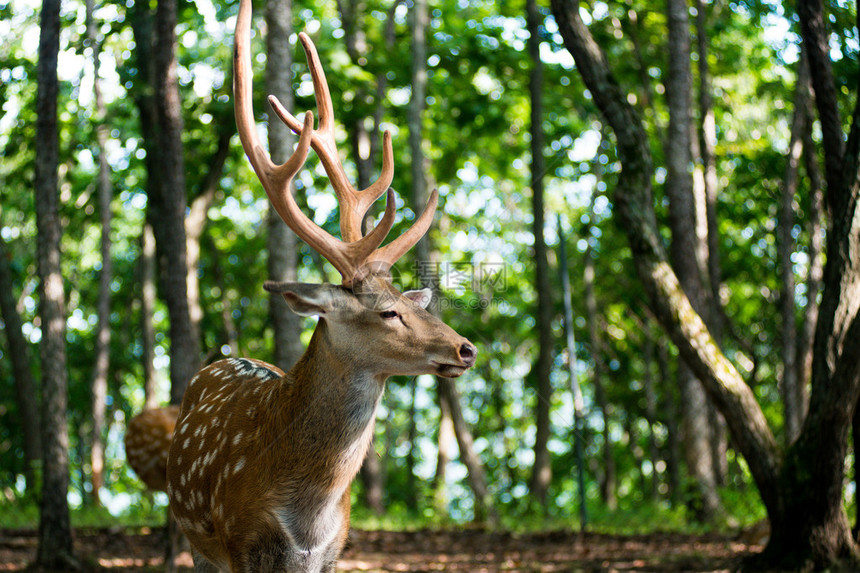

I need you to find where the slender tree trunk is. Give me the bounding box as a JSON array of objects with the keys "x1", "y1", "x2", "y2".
[
  {"x1": 797, "y1": 74, "x2": 823, "y2": 419},
  {"x1": 405, "y1": 376, "x2": 419, "y2": 511},
  {"x1": 664, "y1": 0, "x2": 722, "y2": 522},
  {"x1": 778, "y1": 56, "x2": 811, "y2": 446},
  {"x1": 185, "y1": 129, "x2": 232, "y2": 359},
  {"x1": 266, "y1": 0, "x2": 304, "y2": 371},
  {"x1": 656, "y1": 339, "x2": 682, "y2": 505},
  {"x1": 0, "y1": 236, "x2": 41, "y2": 493},
  {"x1": 526, "y1": 0, "x2": 554, "y2": 510},
  {"x1": 693, "y1": 5, "x2": 729, "y2": 485},
  {"x1": 205, "y1": 235, "x2": 241, "y2": 357},
  {"x1": 558, "y1": 217, "x2": 588, "y2": 528},
  {"x1": 337, "y1": 0, "x2": 374, "y2": 205},
  {"x1": 141, "y1": 222, "x2": 159, "y2": 408},
  {"x1": 85, "y1": 0, "x2": 113, "y2": 507},
  {"x1": 407, "y1": 0, "x2": 446, "y2": 515},
  {"x1": 583, "y1": 206, "x2": 616, "y2": 510},
  {"x1": 433, "y1": 384, "x2": 454, "y2": 514},
  {"x1": 643, "y1": 336, "x2": 661, "y2": 501},
  {"x1": 129, "y1": 2, "x2": 160, "y2": 409},
  {"x1": 151, "y1": 0, "x2": 199, "y2": 405},
  {"x1": 34, "y1": 0, "x2": 75, "y2": 565},
  {"x1": 336, "y1": 0, "x2": 389, "y2": 512},
  {"x1": 409, "y1": 0, "x2": 430, "y2": 268},
  {"x1": 694, "y1": 0, "x2": 722, "y2": 327}
]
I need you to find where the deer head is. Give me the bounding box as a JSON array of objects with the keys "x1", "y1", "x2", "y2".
[{"x1": 264, "y1": 275, "x2": 476, "y2": 378}]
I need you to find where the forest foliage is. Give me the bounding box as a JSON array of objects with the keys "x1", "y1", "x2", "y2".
[{"x1": 1, "y1": 0, "x2": 856, "y2": 533}]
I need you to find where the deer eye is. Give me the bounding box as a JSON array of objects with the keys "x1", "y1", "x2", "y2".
[{"x1": 380, "y1": 310, "x2": 399, "y2": 320}]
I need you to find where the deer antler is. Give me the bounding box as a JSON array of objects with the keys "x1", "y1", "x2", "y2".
[
  {"x1": 235, "y1": 0, "x2": 399, "y2": 286},
  {"x1": 235, "y1": 1, "x2": 436, "y2": 285},
  {"x1": 268, "y1": 32, "x2": 439, "y2": 278}
]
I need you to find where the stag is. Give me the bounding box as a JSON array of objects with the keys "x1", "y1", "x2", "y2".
[{"x1": 165, "y1": 2, "x2": 477, "y2": 571}]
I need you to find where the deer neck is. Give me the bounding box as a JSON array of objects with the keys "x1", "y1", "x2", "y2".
[{"x1": 273, "y1": 320, "x2": 385, "y2": 479}]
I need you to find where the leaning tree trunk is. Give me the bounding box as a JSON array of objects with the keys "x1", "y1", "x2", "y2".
[
  {"x1": 185, "y1": 128, "x2": 232, "y2": 353},
  {"x1": 551, "y1": 0, "x2": 860, "y2": 567},
  {"x1": 34, "y1": 0, "x2": 75, "y2": 566},
  {"x1": 437, "y1": 377, "x2": 497, "y2": 524},
  {"x1": 551, "y1": 0, "x2": 782, "y2": 535},
  {"x1": 526, "y1": 0, "x2": 554, "y2": 511}
]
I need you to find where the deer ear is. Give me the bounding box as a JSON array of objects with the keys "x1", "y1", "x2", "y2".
[
  {"x1": 263, "y1": 281, "x2": 340, "y2": 317},
  {"x1": 402, "y1": 288, "x2": 433, "y2": 309}
]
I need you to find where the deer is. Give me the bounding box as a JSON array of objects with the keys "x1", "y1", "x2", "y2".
[
  {"x1": 164, "y1": 0, "x2": 478, "y2": 570},
  {"x1": 126, "y1": 406, "x2": 180, "y2": 492}
]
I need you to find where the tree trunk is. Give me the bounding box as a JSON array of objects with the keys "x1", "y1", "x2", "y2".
[
  {"x1": 409, "y1": 0, "x2": 431, "y2": 268},
  {"x1": 336, "y1": 0, "x2": 391, "y2": 511},
  {"x1": 34, "y1": 0, "x2": 75, "y2": 565},
  {"x1": 141, "y1": 222, "x2": 159, "y2": 408},
  {"x1": 526, "y1": 0, "x2": 554, "y2": 511},
  {"x1": 129, "y1": 2, "x2": 160, "y2": 409},
  {"x1": 404, "y1": 378, "x2": 419, "y2": 511},
  {"x1": 643, "y1": 336, "x2": 661, "y2": 501},
  {"x1": 656, "y1": 339, "x2": 682, "y2": 504},
  {"x1": 759, "y1": 0, "x2": 860, "y2": 565},
  {"x1": 205, "y1": 235, "x2": 241, "y2": 357},
  {"x1": 85, "y1": 0, "x2": 113, "y2": 508},
  {"x1": 778, "y1": 56, "x2": 810, "y2": 446},
  {"x1": 151, "y1": 0, "x2": 199, "y2": 405},
  {"x1": 0, "y1": 235, "x2": 42, "y2": 493},
  {"x1": 694, "y1": 0, "x2": 722, "y2": 329},
  {"x1": 437, "y1": 377, "x2": 496, "y2": 524},
  {"x1": 693, "y1": 4, "x2": 730, "y2": 486},
  {"x1": 558, "y1": 216, "x2": 588, "y2": 527},
  {"x1": 664, "y1": 0, "x2": 722, "y2": 522},
  {"x1": 185, "y1": 129, "x2": 232, "y2": 359},
  {"x1": 583, "y1": 204, "x2": 616, "y2": 510},
  {"x1": 797, "y1": 75, "x2": 823, "y2": 419},
  {"x1": 265, "y1": 0, "x2": 304, "y2": 372},
  {"x1": 433, "y1": 384, "x2": 454, "y2": 515}
]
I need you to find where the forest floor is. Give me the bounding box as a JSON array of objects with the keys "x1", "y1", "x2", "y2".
[{"x1": 0, "y1": 527, "x2": 760, "y2": 572}]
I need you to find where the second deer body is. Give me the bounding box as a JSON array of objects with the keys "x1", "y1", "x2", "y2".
[{"x1": 165, "y1": 2, "x2": 476, "y2": 570}]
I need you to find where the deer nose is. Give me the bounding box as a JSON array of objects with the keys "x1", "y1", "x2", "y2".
[{"x1": 459, "y1": 342, "x2": 477, "y2": 366}]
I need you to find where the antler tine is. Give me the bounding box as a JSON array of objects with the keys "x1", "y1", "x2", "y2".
[
  {"x1": 234, "y1": 0, "x2": 397, "y2": 286},
  {"x1": 366, "y1": 189, "x2": 439, "y2": 273},
  {"x1": 268, "y1": 32, "x2": 394, "y2": 243}
]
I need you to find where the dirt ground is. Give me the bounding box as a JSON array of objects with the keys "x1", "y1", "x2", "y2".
[{"x1": 0, "y1": 527, "x2": 760, "y2": 572}]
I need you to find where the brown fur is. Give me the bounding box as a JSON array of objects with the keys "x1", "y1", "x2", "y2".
[{"x1": 125, "y1": 406, "x2": 180, "y2": 492}]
